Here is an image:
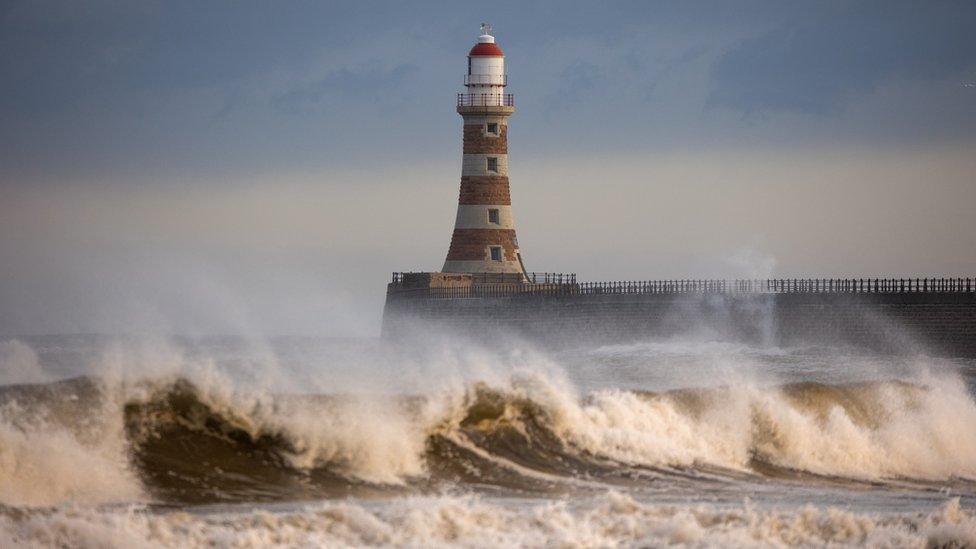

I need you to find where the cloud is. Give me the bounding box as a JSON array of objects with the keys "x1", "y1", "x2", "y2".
[
  {"x1": 542, "y1": 60, "x2": 602, "y2": 113},
  {"x1": 708, "y1": 1, "x2": 976, "y2": 115},
  {"x1": 271, "y1": 63, "x2": 418, "y2": 115}
]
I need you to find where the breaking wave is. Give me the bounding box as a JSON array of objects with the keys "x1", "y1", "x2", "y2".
[{"x1": 3, "y1": 368, "x2": 976, "y2": 506}]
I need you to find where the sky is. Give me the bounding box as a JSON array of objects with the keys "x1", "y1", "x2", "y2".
[{"x1": 1, "y1": 1, "x2": 975, "y2": 336}]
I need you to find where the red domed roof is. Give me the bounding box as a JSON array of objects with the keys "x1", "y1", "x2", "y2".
[{"x1": 469, "y1": 42, "x2": 504, "y2": 56}]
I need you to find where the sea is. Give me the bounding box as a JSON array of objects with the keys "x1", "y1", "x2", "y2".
[{"x1": 1, "y1": 331, "x2": 975, "y2": 547}]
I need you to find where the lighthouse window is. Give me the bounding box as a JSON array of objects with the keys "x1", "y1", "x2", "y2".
[
  {"x1": 488, "y1": 208, "x2": 500, "y2": 224},
  {"x1": 486, "y1": 123, "x2": 498, "y2": 135},
  {"x1": 486, "y1": 157, "x2": 498, "y2": 172},
  {"x1": 489, "y1": 246, "x2": 503, "y2": 261}
]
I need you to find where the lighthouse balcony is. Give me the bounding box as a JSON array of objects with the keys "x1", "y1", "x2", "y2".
[
  {"x1": 457, "y1": 93, "x2": 514, "y2": 107},
  {"x1": 464, "y1": 74, "x2": 507, "y2": 86}
]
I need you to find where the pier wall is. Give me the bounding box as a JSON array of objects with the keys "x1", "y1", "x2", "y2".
[{"x1": 382, "y1": 278, "x2": 976, "y2": 357}]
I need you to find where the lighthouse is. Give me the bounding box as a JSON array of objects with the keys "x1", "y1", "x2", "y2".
[{"x1": 442, "y1": 24, "x2": 527, "y2": 278}]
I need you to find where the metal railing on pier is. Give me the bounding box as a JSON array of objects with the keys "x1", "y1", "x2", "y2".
[
  {"x1": 576, "y1": 278, "x2": 975, "y2": 294},
  {"x1": 525, "y1": 272, "x2": 575, "y2": 284}
]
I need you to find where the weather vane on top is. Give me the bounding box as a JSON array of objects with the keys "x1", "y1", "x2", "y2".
[{"x1": 480, "y1": 22, "x2": 492, "y2": 35}]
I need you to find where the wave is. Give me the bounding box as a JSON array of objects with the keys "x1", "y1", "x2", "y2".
[
  {"x1": 2, "y1": 370, "x2": 976, "y2": 506},
  {"x1": 0, "y1": 378, "x2": 143, "y2": 506}
]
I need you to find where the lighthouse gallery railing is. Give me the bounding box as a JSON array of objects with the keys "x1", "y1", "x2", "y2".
[{"x1": 457, "y1": 93, "x2": 514, "y2": 107}]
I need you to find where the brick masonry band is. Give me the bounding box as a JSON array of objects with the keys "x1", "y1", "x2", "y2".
[
  {"x1": 463, "y1": 125, "x2": 508, "y2": 154},
  {"x1": 458, "y1": 176, "x2": 512, "y2": 205},
  {"x1": 446, "y1": 228, "x2": 519, "y2": 261}
]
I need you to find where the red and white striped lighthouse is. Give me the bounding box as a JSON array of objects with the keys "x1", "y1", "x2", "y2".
[{"x1": 442, "y1": 24, "x2": 527, "y2": 277}]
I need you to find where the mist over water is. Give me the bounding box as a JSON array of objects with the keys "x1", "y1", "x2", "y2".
[{"x1": 1, "y1": 328, "x2": 975, "y2": 547}]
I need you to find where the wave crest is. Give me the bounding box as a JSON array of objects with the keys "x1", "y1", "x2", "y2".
[{"x1": 3, "y1": 370, "x2": 976, "y2": 505}]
